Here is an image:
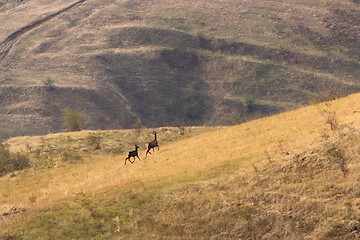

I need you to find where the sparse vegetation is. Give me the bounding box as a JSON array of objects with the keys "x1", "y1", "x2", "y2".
[
  {"x1": 172, "y1": 119, "x2": 187, "y2": 135},
  {"x1": 61, "y1": 109, "x2": 85, "y2": 132},
  {"x1": 326, "y1": 144, "x2": 348, "y2": 176},
  {"x1": 132, "y1": 119, "x2": 142, "y2": 134},
  {"x1": 61, "y1": 150, "x2": 82, "y2": 163},
  {"x1": 319, "y1": 104, "x2": 339, "y2": 131},
  {"x1": 42, "y1": 77, "x2": 55, "y2": 90},
  {"x1": 311, "y1": 90, "x2": 337, "y2": 104},
  {"x1": 182, "y1": 91, "x2": 204, "y2": 120},
  {"x1": 325, "y1": 111, "x2": 339, "y2": 131},
  {"x1": 242, "y1": 94, "x2": 255, "y2": 110},
  {"x1": 86, "y1": 133, "x2": 101, "y2": 149},
  {"x1": 0, "y1": 142, "x2": 30, "y2": 176}
]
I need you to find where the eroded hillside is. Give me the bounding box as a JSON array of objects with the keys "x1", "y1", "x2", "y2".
[{"x1": 0, "y1": 0, "x2": 359, "y2": 139}]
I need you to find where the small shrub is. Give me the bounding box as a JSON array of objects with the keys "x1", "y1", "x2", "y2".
[
  {"x1": 28, "y1": 194, "x2": 38, "y2": 204},
  {"x1": 237, "y1": 206, "x2": 258, "y2": 231},
  {"x1": 61, "y1": 150, "x2": 82, "y2": 163},
  {"x1": 251, "y1": 163, "x2": 259, "y2": 174},
  {"x1": 43, "y1": 77, "x2": 55, "y2": 90},
  {"x1": 237, "y1": 206, "x2": 258, "y2": 221},
  {"x1": 86, "y1": 133, "x2": 101, "y2": 149},
  {"x1": 229, "y1": 117, "x2": 239, "y2": 125},
  {"x1": 212, "y1": 37, "x2": 231, "y2": 49},
  {"x1": 311, "y1": 90, "x2": 336, "y2": 104},
  {"x1": 132, "y1": 119, "x2": 142, "y2": 134},
  {"x1": 264, "y1": 150, "x2": 273, "y2": 163},
  {"x1": 172, "y1": 119, "x2": 186, "y2": 135},
  {"x1": 112, "y1": 145, "x2": 125, "y2": 155},
  {"x1": 179, "y1": 126, "x2": 185, "y2": 135},
  {"x1": 182, "y1": 92, "x2": 204, "y2": 120},
  {"x1": 0, "y1": 143, "x2": 30, "y2": 176},
  {"x1": 324, "y1": 223, "x2": 347, "y2": 239},
  {"x1": 61, "y1": 109, "x2": 85, "y2": 131},
  {"x1": 11, "y1": 152, "x2": 31, "y2": 170},
  {"x1": 319, "y1": 106, "x2": 338, "y2": 131},
  {"x1": 242, "y1": 94, "x2": 255, "y2": 110},
  {"x1": 324, "y1": 111, "x2": 338, "y2": 131},
  {"x1": 326, "y1": 144, "x2": 348, "y2": 176},
  {"x1": 345, "y1": 202, "x2": 354, "y2": 219}
]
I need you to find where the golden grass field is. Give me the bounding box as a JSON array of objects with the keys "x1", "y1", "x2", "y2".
[
  {"x1": 0, "y1": 93, "x2": 359, "y2": 239},
  {"x1": 0, "y1": 2, "x2": 359, "y2": 238},
  {"x1": 1, "y1": 0, "x2": 359, "y2": 139}
]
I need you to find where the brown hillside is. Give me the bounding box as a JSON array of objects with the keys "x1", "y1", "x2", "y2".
[{"x1": 0, "y1": 0, "x2": 359, "y2": 139}]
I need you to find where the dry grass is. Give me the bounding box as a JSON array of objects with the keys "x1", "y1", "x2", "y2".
[
  {"x1": 1, "y1": 127, "x2": 217, "y2": 206},
  {"x1": 0, "y1": 93, "x2": 359, "y2": 239},
  {"x1": 0, "y1": 1, "x2": 359, "y2": 236}
]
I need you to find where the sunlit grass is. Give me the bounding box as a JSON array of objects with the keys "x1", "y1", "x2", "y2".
[{"x1": 0, "y1": 94, "x2": 359, "y2": 239}]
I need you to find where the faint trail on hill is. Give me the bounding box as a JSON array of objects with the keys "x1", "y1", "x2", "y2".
[{"x1": 0, "y1": 0, "x2": 85, "y2": 62}]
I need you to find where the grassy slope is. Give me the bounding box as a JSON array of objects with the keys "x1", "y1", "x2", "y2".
[{"x1": 0, "y1": 93, "x2": 359, "y2": 239}]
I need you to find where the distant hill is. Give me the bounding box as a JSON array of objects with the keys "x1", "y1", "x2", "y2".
[{"x1": 0, "y1": 0, "x2": 359, "y2": 139}]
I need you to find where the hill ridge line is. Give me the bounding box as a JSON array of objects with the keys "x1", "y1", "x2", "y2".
[{"x1": 0, "y1": 0, "x2": 85, "y2": 62}]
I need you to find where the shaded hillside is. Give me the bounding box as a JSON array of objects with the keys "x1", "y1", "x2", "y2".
[
  {"x1": 0, "y1": 0, "x2": 359, "y2": 139},
  {"x1": 0, "y1": 94, "x2": 359, "y2": 239}
]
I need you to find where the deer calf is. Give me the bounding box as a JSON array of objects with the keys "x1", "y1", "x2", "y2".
[{"x1": 125, "y1": 145, "x2": 141, "y2": 165}]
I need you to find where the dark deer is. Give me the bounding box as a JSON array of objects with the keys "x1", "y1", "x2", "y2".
[
  {"x1": 145, "y1": 131, "x2": 159, "y2": 158},
  {"x1": 125, "y1": 145, "x2": 141, "y2": 165}
]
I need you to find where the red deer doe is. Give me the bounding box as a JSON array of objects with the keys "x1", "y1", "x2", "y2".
[
  {"x1": 145, "y1": 131, "x2": 159, "y2": 158},
  {"x1": 125, "y1": 145, "x2": 141, "y2": 165}
]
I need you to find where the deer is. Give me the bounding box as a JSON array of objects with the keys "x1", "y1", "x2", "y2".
[
  {"x1": 125, "y1": 145, "x2": 141, "y2": 165},
  {"x1": 145, "y1": 131, "x2": 159, "y2": 158}
]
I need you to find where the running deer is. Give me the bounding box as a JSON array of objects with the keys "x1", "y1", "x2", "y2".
[
  {"x1": 145, "y1": 131, "x2": 159, "y2": 158},
  {"x1": 125, "y1": 145, "x2": 141, "y2": 165}
]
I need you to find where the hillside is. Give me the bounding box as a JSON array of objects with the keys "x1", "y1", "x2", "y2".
[
  {"x1": 0, "y1": 93, "x2": 359, "y2": 239},
  {"x1": 0, "y1": 0, "x2": 359, "y2": 139}
]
